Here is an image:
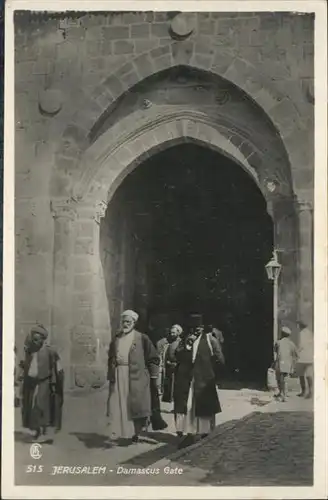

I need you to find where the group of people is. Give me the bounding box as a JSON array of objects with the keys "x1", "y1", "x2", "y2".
[
  {"x1": 16, "y1": 312, "x2": 313, "y2": 449},
  {"x1": 16, "y1": 312, "x2": 225, "y2": 448},
  {"x1": 274, "y1": 321, "x2": 314, "y2": 402},
  {"x1": 106, "y1": 312, "x2": 225, "y2": 448}
]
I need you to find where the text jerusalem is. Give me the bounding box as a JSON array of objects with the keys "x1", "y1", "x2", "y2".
[{"x1": 51, "y1": 466, "x2": 107, "y2": 475}]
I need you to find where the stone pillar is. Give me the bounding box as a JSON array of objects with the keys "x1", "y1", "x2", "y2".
[
  {"x1": 69, "y1": 199, "x2": 111, "y2": 389},
  {"x1": 272, "y1": 198, "x2": 299, "y2": 340},
  {"x1": 50, "y1": 199, "x2": 77, "y2": 390},
  {"x1": 296, "y1": 200, "x2": 313, "y2": 329}
]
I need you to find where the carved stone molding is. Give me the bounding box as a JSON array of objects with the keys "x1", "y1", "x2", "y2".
[
  {"x1": 170, "y1": 13, "x2": 196, "y2": 40},
  {"x1": 50, "y1": 198, "x2": 78, "y2": 220},
  {"x1": 94, "y1": 200, "x2": 108, "y2": 224}
]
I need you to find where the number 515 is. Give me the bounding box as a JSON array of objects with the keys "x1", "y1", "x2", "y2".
[{"x1": 26, "y1": 465, "x2": 44, "y2": 473}]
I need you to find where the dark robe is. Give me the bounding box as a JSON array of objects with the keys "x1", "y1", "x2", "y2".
[
  {"x1": 162, "y1": 338, "x2": 180, "y2": 403},
  {"x1": 21, "y1": 344, "x2": 64, "y2": 431},
  {"x1": 173, "y1": 333, "x2": 224, "y2": 417}
]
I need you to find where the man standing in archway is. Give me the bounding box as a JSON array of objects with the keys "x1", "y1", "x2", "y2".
[{"x1": 107, "y1": 310, "x2": 167, "y2": 443}]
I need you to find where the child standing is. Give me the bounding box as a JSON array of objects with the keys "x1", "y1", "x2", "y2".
[{"x1": 274, "y1": 326, "x2": 298, "y2": 402}]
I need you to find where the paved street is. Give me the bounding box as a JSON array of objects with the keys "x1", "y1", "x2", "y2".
[{"x1": 14, "y1": 383, "x2": 313, "y2": 486}]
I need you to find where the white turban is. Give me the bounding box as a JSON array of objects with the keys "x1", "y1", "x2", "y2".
[
  {"x1": 281, "y1": 326, "x2": 292, "y2": 336},
  {"x1": 172, "y1": 324, "x2": 183, "y2": 335},
  {"x1": 121, "y1": 310, "x2": 139, "y2": 322}
]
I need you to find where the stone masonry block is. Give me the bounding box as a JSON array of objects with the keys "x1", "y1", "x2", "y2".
[
  {"x1": 32, "y1": 59, "x2": 51, "y2": 75},
  {"x1": 100, "y1": 40, "x2": 112, "y2": 56},
  {"x1": 94, "y1": 88, "x2": 114, "y2": 110},
  {"x1": 184, "y1": 119, "x2": 199, "y2": 140},
  {"x1": 151, "y1": 23, "x2": 169, "y2": 38},
  {"x1": 216, "y1": 18, "x2": 235, "y2": 35},
  {"x1": 121, "y1": 12, "x2": 147, "y2": 24},
  {"x1": 131, "y1": 23, "x2": 150, "y2": 39},
  {"x1": 211, "y1": 51, "x2": 234, "y2": 75},
  {"x1": 154, "y1": 12, "x2": 168, "y2": 22},
  {"x1": 229, "y1": 134, "x2": 244, "y2": 149},
  {"x1": 102, "y1": 26, "x2": 129, "y2": 40},
  {"x1": 86, "y1": 40, "x2": 104, "y2": 57},
  {"x1": 62, "y1": 124, "x2": 88, "y2": 147},
  {"x1": 66, "y1": 27, "x2": 86, "y2": 41},
  {"x1": 75, "y1": 238, "x2": 95, "y2": 255},
  {"x1": 159, "y1": 38, "x2": 172, "y2": 47},
  {"x1": 196, "y1": 123, "x2": 216, "y2": 145},
  {"x1": 128, "y1": 137, "x2": 147, "y2": 159},
  {"x1": 82, "y1": 14, "x2": 108, "y2": 28},
  {"x1": 74, "y1": 366, "x2": 106, "y2": 389},
  {"x1": 121, "y1": 70, "x2": 140, "y2": 88},
  {"x1": 74, "y1": 257, "x2": 92, "y2": 274},
  {"x1": 133, "y1": 53, "x2": 154, "y2": 78},
  {"x1": 76, "y1": 308, "x2": 94, "y2": 327},
  {"x1": 103, "y1": 75, "x2": 124, "y2": 98},
  {"x1": 87, "y1": 57, "x2": 106, "y2": 73},
  {"x1": 269, "y1": 98, "x2": 300, "y2": 138},
  {"x1": 151, "y1": 45, "x2": 171, "y2": 59},
  {"x1": 197, "y1": 20, "x2": 216, "y2": 36},
  {"x1": 113, "y1": 40, "x2": 135, "y2": 55},
  {"x1": 74, "y1": 274, "x2": 92, "y2": 290},
  {"x1": 191, "y1": 54, "x2": 213, "y2": 70},
  {"x1": 171, "y1": 41, "x2": 194, "y2": 64},
  {"x1": 71, "y1": 344, "x2": 96, "y2": 365},
  {"x1": 135, "y1": 39, "x2": 159, "y2": 54},
  {"x1": 115, "y1": 146, "x2": 135, "y2": 166},
  {"x1": 115, "y1": 62, "x2": 134, "y2": 80},
  {"x1": 260, "y1": 13, "x2": 282, "y2": 31},
  {"x1": 56, "y1": 155, "x2": 78, "y2": 173},
  {"x1": 153, "y1": 54, "x2": 172, "y2": 72},
  {"x1": 195, "y1": 40, "x2": 214, "y2": 56},
  {"x1": 252, "y1": 87, "x2": 281, "y2": 114},
  {"x1": 239, "y1": 141, "x2": 255, "y2": 159},
  {"x1": 77, "y1": 221, "x2": 95, "y2": 238}
]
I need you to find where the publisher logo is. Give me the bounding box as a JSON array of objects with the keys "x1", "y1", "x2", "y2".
[{"x1": 30, "y1": 443, "x2": 42, "y2": 460}]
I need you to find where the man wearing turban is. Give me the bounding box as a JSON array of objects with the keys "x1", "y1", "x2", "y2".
[
  {"x1": 20, "y1": 324, "x2": 64, "y2": 442},
  {"x1": 107, "y1": 310, "x2": 167, "y2": 443},
  {"x1": 162, "y1": 324, "x2": 183, "y2": 405}
]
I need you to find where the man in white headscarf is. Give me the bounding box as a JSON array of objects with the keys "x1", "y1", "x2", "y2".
[
  {"x1": 274, "y1": 326, "x2": 298, "y2": 402},
  {"x1": 162, "y1": 324, "x2": 183, "y2": 404},
  {"x1": 107, "y1": 310, "x2": 167, "y2": 443}
]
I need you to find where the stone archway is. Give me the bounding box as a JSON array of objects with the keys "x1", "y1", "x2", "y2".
[
  {"x1": 51, "y1": 115, "x2": 299, "y2": 389},
  {"x1": 49, "y1": 65, "x2": 311, "y2": 389}
]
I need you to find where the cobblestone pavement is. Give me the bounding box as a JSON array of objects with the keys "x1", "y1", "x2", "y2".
[
  {"x1": 178, "y1": 410, "x2": 313, "y2": 486},
  {"x1": 14, "y1": 384, "x2": 313, "y2": 486},
  {"x1": 124, "y1": 395, "x2": 313, "y2": 487}
]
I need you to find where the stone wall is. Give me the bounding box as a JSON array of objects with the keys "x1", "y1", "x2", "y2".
[{"x1": 14, "y1": 11, "x2": 314, "y2": 384}]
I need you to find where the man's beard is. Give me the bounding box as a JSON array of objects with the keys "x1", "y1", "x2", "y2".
[{"x1": 122, "y1": 325, "x2": 134, "y2": 334}]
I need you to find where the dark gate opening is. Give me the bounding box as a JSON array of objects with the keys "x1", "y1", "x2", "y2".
[{"x1": 102, "y1": 143, "x2": 274, "y2": 384}]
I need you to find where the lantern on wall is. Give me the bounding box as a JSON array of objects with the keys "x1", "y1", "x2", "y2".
[{"x1": 265, "y1": 250, "x2": 282, "y2": 345}]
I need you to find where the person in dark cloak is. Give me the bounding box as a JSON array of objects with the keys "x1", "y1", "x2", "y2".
[
  {"x1": 21, "y1": 324, "x2": 64, "y2": 442},
  {"x1": 173, "y1": 324, "x2": 225, "y2": 448}
]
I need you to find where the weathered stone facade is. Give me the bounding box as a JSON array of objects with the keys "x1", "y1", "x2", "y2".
[{"x1": 14, "y1": 11, "x2": 314, "y2": 388}]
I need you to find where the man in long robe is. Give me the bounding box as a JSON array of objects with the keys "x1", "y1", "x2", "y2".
[
  {"x1": 162, "y1": 324, "x2": 182, "y2": 404},
  {"x1": 21, "y1": 324, "x2": 64, "y2": 442},
  {"x1": 173, "y1": 325, "x2": 225, "y2": 448},
  {"x1": 296, "y1": 321, "x2": 314, "y2": 399},
  {"x1": 107, "y1": 310, "x2": 167, "y2": 443}
]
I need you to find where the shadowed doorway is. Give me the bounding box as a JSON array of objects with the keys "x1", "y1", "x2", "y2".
[{"x1": 101, "y1": 143, "x2": 274, "y2": 384}]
